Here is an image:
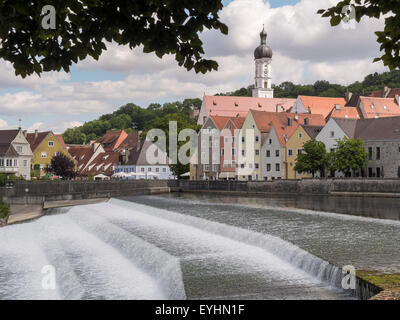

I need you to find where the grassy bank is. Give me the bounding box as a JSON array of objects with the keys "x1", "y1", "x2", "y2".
[{"x1": 358, "y1": 270, "x2": 400, "y2": 300}]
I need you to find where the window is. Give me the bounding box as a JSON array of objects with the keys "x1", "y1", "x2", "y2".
[
  {"x1": 13, "y1": 159, "x2": 18, "y2": 167},
  {"x1": 298, "y1": 132, "x2": 302, "y2": 139},
  {"x1": 376, "y1": 147, "x2": 381, "y2": 160},
  {"x1": 16, "y1": 146, "x2": 23, "y2": 153},
  {"x1": 48, "y1": 141, "x2": 54, "y2": 147},
  {"x1": 231, "y1": 160, "x2": 236, "y2": 167},
  {"x1": 249, "y1": 163, "x2": 253, "y2": 169},
  {"x1": 41, "y1": 152, "x2": 47, "y2": 158},
  {"x1": 6, "y1": 159, "x2": 12, "y2": 167},
  {"x1": 204, "y1": 164, "x2": 209, "y2": 171},
  {"x1": 304, "y1": 118, "x2": 309, "y2": 125},
  {"x1": 0, "y1": 159, "x2": 3, "y2": 166},
  {"x1": 224, "y1": 137, "x2": 228, "y2": 143},
  {"x1": 223, "y1": 160, "x2": 228, "y2": 168},
  {"x1": 141, "y1": 168, "x2": 145, "y2": 172},
  {"x1": 330, "y1": 131, "x2": 335, "y2": 138},
  {"x1": 269, "y1": 139, "x2": 272, "y2": 145},
  {"x1": 255, "y1": 136, "x2": 259, "y2": 143},
  {"x1": 275, "y1": 150, "x2": 279, "y2": 157},
  {"x1": 288, "y1": 149, "x2": 293, "y2": 156},
  {"x1": 266, "y1": 164, "x2": 271, "y2": 172},
  {"x1": 255, "y1": 149, "x2": 259, "y2": 156},
  {"x1": 266, "y1": 150, "x2": 270, "y2": 157},
  {"x1": 255, "y1": 163, "x2": 259, "y2": 169},
  {"x1": 276, "y1": 163, "x2": 280, "y2": 172},
  {"x1": 242, "y1": 136, "x2": 245, "y2": 143},
  {"x1": 148, "y1": 168, "x2": 152, "y2": 172},
  {"x1": 232, "y1": 137, "x2": 236, "y2": 143},
  {"x1": 297, "y1": 149, "x2": 302, "y2": 155},
  {"x1": 232, "y1": 148, "x2": 236, "y2": 155},
  {"x1": 163, "y1": 168, "x2": 166, "y2": 172},
  {"x1": 368, "y1": 147, "x2": 372, "y2": 160},
  {"x1": 241, "y1": 150, "x2": 245, "y2": 156},
  {"x1": 221, "y1": 149, "x2": 224, "y2": 156},
  {"x1": 240, "y1": 164, "x2": 245, "y2": 169}
]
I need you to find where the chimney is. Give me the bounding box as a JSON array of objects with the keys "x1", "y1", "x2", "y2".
[
  {"x1": 34, "y1": 129, "x2": 38, "y2": 139},
  {"x1": 384, "y1": 86, "x2": 390, "y2": 98},
  {"x1": 345, "y1": 90, "x2": 353, "y2": 103}
]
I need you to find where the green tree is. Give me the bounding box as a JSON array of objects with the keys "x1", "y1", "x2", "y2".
[
  {"x1": 294, "y1": 139, "x2": 328, "y2": 177},
  {"x1": 318, "y1": 0, "x2": 400, "y2": 70},
  {"x1": 0, "y1": 1, "x2": 228, "y2": 78},
  {"x1": 0, "y1": 200, "x2": 10, "y2": 220},
  {"x1": 331, "y1": 138, "x2": 368, "y2": 177}
]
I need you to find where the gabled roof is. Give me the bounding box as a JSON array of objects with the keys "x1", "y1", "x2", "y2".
[
  {"x1": 97, "y1": 130, "x2": 128, "y2": 151},
  {"x1": 359, "y1": 96, "x2": 400, "y2": 119},
  {"x1": 26, "y1": 131, "x2": 51, "y2": 151},
  {"x1": 250, "y1": 110, "x2": 325, "y2": 146},
  {"x1": 355, "y1": 117, "x2": 400, "y2": 140},
  {"x1": 327, "y1": 106, "x2": 362, "y2": 121},
  {"x1": 0, "y1": 144, "x2": 18, "y2": 157},
  {"x1": 56, "y1": 134, "x2": 66, "y2": 148},
  {"x1": 369, "y1": 88, "x2": 400, "y2": 99},
  {"x1": 229, "y1": 117, "x2": 246, "y2": 129},
  {"x1": 297, "y1": 96, "x2": 347, "y2": 119},
  {"x1": 67, "y1": 144, "x2": 96, "y2": 173},
  {"x1": 117, "y1": 131, "x2": 139, "y2": 150},
  {"x1": 203, "y1": 95, "x2": 296, "y2": 118},
  {"x1": 83, "y1": 151, "x2": 120, "y2": 176},
  {"x1": 0, "y1": 130, "x2": 19, "y2": 144},
  {"x1": 210, "y1": 116, "x2": 232, "y2": 131},
  {"x1": 301, "y1": 125, "x2": 324, "y2": 139},
  {"x1": 126, "y1": 139, "x2": 169, "y2": 166},
  {"x1": 332, "y1": 118, "x2": 358, "y2": 138}
]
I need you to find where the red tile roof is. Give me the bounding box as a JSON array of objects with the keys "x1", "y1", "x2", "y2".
[
  {"x1": 298, "y1": 96, "x2": 347, "y2": 119},
  {"x1": 117, "y1": 131, "x2": 139, "y2": 150},
  {"x1": 97, "y1": 130, "x2": 128, "y2": 151},
  {"x1": 327, "y1": 106, "x2": 362, "y2": 121},
  {"x1": 82, "y1": 151, "x2": 120, "y2": 176},
  {"x1": 203, "y1": 95, "x2": 296, "y2": 118},
  {"x1": 210, "y1": 116, "x2": 232, "y2": 131},
  {"x1": 67, "y1": 145, "x2": 95, "y2": 173},
  {"x1": 250, "y1": 110, "x2": 325, "y2": 146},
  {"x1": 26, "y1": 131, "x2": 51, "y2": 152},
  {"x1": 359, "y1": 96, "x2": 400, "y2": 119}
]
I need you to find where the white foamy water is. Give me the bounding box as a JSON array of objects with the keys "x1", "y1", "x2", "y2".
[{"x1": 0, "y1": 199, "x2": 355, "y2": 300}]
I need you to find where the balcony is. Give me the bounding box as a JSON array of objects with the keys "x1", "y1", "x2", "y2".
[{"x1": 0, "y1": 166, "x2": 18, "y2": 173}]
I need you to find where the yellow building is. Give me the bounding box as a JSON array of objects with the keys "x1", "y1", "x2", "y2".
[
  {"x1": 283, "y1": 125, "x2": 323, "y2": 179},
  {"x1": 26, "y1": 130, "x2": 75, "y2": 176}
]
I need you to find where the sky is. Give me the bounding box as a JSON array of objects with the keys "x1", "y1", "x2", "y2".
[{"x1": 0, "y1": 0, "x2": 388, "y2": 133}]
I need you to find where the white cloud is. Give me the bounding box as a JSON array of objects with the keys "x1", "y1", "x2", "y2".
[
  {"x1": 0, "y1": 0, "x2": 390, "y2": 129},
  {"x1": 0, "y1": 118, "x2": 8, "y2": 129}
]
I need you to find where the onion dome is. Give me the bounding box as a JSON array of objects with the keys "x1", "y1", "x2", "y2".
[{"x1": 254, "y1": 26, "x2": 273, "y2": 59}]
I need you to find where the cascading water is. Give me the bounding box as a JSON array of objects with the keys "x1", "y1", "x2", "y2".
[{"x1": 0, "y1": 198, "x2": 357, "y2": 300}]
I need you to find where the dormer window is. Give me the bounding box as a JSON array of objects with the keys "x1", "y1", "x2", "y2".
[
  {"x1": 384, "y1": 105, "x2": 387, "y2": 110},
  {"x1": 213, "y1": 101, "x2": 216, "y2": 106},
  {"x1": 371, "y1": 104, "x2": 375, "y2": 109},
  {"x1": 258, "y1": 103, "x2": 262, "y2": 108},
  {"x1": 234, "y1": 102, "x2": 238, "y2": 107},
  {"x1": 304, "y1": 118, "x2": 309, "y2": 125},
  {"x1": 288, "y1": 118, "x2": 292, "y2": 126},
  {"x1": 334, "y1": 104, "x2": 341, "y2": 110}
]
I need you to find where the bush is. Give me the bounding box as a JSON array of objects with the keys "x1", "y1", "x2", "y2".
[{"x1": 0, "y1": 200, "x2": 10, "y2": 220}]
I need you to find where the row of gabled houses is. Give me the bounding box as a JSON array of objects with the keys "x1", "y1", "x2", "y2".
[
  {"x1": 0, "y1": 127, "x2": 175, "y2": 180},
  {"x1": 190, "y1": 87, "x2": 400, "y2": 180}
]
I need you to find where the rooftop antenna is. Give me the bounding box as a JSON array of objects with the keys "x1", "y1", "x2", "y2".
[{"x1": 18, "y1": 118, "x2": 22, "y2": 129}]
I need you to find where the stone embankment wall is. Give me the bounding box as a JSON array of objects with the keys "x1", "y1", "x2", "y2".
[
  {"x1": 1, "y1": 180, "x2": 179, "y2": 205},
  {"x1": 179, "y1": 179, "x2": 400, "y2": 196}
]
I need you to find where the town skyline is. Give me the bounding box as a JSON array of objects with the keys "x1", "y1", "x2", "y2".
[{"x1": 0, "y1": 0, "x2": 388, "y2": 133}]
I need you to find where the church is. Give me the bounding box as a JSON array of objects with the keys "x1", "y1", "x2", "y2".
[{"x1": 196, "y1": 26, "x2": 296, "y2": 126}]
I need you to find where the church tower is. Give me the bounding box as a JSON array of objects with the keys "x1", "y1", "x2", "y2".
[{"x1": 252, "y1": 26, "x2": 274, "y2": 98}]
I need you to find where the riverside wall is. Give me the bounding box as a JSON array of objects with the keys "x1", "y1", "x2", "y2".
[
  {"x1": 179, "y1": 179, "x2": 400, "y2": 196},
  {"x1": 0, "y1": 180, "x2": 179, "y2": 205}
]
